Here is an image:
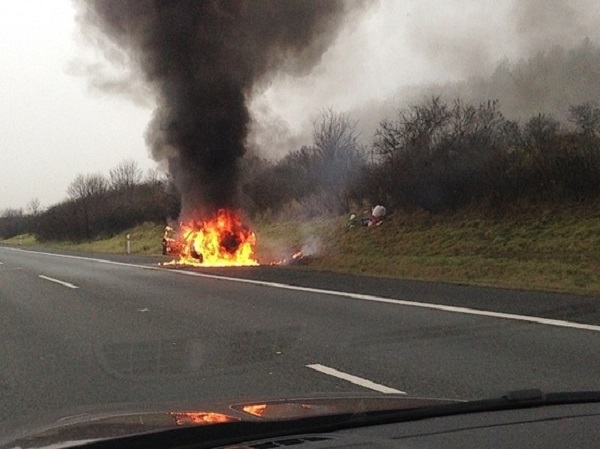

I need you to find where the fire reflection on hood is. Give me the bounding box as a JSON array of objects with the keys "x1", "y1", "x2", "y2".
[{"x1": 170, "y1": 412, "x2": 238, "y2": 426}]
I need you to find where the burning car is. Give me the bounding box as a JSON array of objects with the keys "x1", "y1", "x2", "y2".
[{"x1": 162, "y1": 210, "x2": 258, "y2": 267}]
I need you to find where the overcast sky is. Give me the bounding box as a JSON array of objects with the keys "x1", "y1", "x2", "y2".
[
  {"x1": 1, "y1": 0, "x2": 597, "y2": 211},
  {"x1": 0, "y1": 1, "x2": 153, "y2": 211}
]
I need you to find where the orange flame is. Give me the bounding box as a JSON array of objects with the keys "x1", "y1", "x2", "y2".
[{"x1": 169, "y1": 209, "x2": 259, "y2": 267}]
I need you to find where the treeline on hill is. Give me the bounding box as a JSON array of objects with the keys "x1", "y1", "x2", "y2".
[
  {"x1": 0, "y1": 161, "x2": 180, "y2": 241},
  {"x1": 1, "y1": 98, "x2": 599, "y2": 242},
  {"x1": 243, "y1": 99, "x2": 600, "y2": 216}
]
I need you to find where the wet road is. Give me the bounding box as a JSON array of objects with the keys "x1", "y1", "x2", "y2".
[{"x1": 1, "y1": 246, "x2": 599, "y2": 424}]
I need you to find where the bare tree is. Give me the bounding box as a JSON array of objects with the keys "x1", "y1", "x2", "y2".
[
  {"x1": 1, "y1": 208, "x2": 23, "y2": 218},
  {"x1": 374, "y1": 96, "x2": 451, "y2": 158},
  {"x1": 312, "y1": 109, "x2": 365, "y2": 213},
  {"x1": 243, "y1": 111, "x2": 367, "y2": 216},
  {"x1": 313, "y1": 109, "x2": 362, "y2": 160},
  {"x1": 67, "y1": 173, "x2": 108, "y2": 239},
  {"x1": 26, "y1": 198, "x2": 41, "y2": 216},
  {"x1": 68, "y1": 173, "x2": 108, "y2": 200},
  {"x1": 145, "y1": 167, "x2": 170, "y2": 187},
  {"x1": 523, "y1": 114, "x2": 561, "y2": 149},
  {"x1": 567, "y1": 101, "x2": 600, "y2": 135},
  {"x1": 0, "y1": 208, "x2": 25, "y2": 239},
  {"x1": 109, "y1": 159, "x2": 143, "y2": 191}
]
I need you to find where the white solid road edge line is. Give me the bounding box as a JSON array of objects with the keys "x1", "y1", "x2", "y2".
[
  {"x1": 174, "y1": 271, "x2": 600, "y2": 333},
  {"x1": 3, "y1": 247, "x2": 600, "y2": 333},
  {"x1": 307, "y1": 364, "x2": 406, "y2": 394},
  {"x1": 38, "y1": 275, "x2": 79, "y2": 289}
]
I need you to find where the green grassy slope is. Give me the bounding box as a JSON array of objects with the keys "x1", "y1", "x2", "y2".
[
  {"x1": 1, "y1": 222, "x2": 165, "y2": 255},
  {"x1": 3, "y1": 203, "x2": 598, "y2": 295},
  {"x1": 254, "y1": 203, "x2": 600, "y2": 295}
]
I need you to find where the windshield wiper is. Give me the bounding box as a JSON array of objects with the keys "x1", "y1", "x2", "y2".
[{"x1": 72, "y1": 390, "x2": 600, "y2": 449}]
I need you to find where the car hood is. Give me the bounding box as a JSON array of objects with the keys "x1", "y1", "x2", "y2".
[{"x1": 0, "y1": 394, "x2": 452, "y2": 449}]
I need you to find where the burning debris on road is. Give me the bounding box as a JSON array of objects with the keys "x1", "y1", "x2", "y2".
[{"x1": 279, "y1": 251, "x2": 311, "y2": 266}]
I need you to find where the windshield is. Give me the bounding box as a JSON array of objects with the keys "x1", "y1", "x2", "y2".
[{"x1": 0, "y1": 0, "x2": 599, "y2": 445}]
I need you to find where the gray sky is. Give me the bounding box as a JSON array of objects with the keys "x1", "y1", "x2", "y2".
[
  {"x1": 1, "y1": 0, "x2": 597, "y2": 211},
  {"x1": 0, "y1": 0, "x2": 153, "y2": 210}
]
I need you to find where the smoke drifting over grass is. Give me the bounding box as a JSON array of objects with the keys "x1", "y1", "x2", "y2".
[{"x1": 76, "y1": 0, "x2": 367, "y2": 218}]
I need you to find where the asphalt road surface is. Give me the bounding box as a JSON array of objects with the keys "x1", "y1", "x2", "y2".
[{"x1": 1, "y1": 245, "x2": 599, "y2": 426}]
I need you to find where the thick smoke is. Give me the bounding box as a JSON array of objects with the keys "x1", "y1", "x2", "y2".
[{"x1": 77, "y1": 0, "x2": 357, "y2": 218}]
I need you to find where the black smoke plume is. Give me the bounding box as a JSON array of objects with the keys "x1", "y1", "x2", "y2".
[{"x1": 77, "y1": 0, "x2": 355, "y2": 218}]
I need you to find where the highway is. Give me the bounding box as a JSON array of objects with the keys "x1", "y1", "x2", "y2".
[{"x1": 1, "y1": 246, "x2": 599, "y2": 424}]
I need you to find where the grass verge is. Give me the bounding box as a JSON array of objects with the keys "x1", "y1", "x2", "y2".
[
  {"x1": 2, "y1": 203, "x2": 598, "y2": 295},
  {"x1": 253, "y1": 203, "x2": 600, "y2": 296},
  {"x1": 1, "y1": 222, "x2": 165, "y2": 255}
]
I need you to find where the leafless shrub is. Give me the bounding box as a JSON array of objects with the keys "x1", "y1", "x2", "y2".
[
  {"x1": 567, "y1": 101, "x2": 600, "y2": 135},
  {"x1": 367, "y1": 96, "x2": 600, "y2": 211},
  {"x1": 67, "y1": 173, "x2": 108, "y2": 200},
  {"x1": 244, "y1": 109, "x2": 366, "y2": 216},
  {"x1": 109, "y1": 159, "x2": 143, "y2": 192}
]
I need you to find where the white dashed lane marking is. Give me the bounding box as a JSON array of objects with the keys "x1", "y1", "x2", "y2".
[
  {"x1": 38, "y1": 275, "x2": 79, "y2": 289},
  {"x1": 307, "y1": 363, "x2": 406, "y2": 394}
]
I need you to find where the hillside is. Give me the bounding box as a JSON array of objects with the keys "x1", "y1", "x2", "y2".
[{"x1": 7, "y1": 204, "x2": 597, "y2": 295}]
